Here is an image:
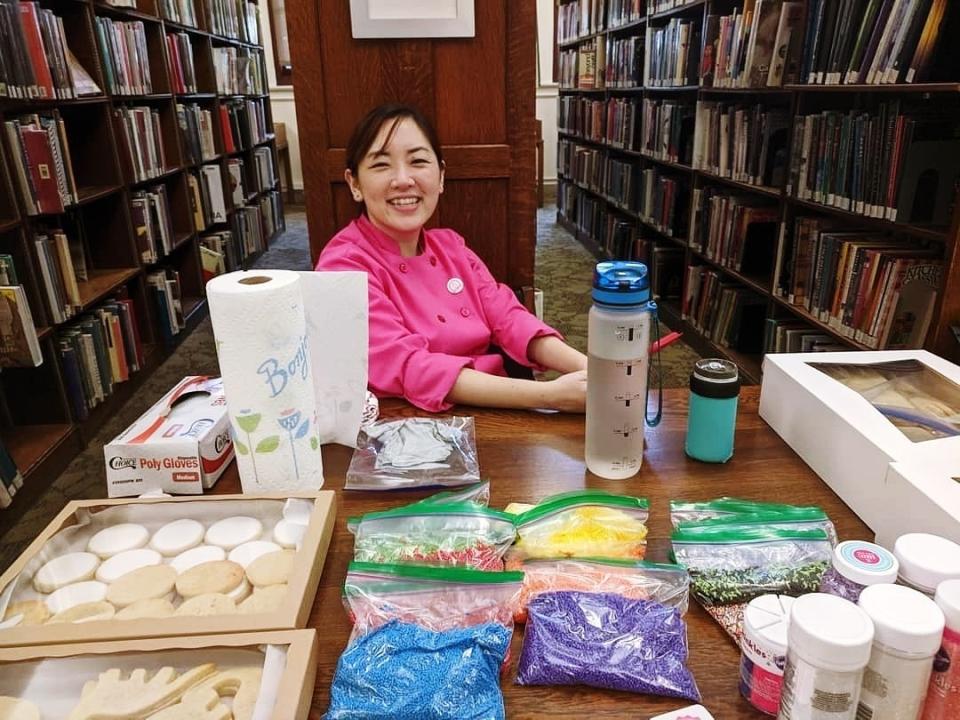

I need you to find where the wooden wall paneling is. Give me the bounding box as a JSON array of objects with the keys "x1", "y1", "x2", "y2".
[{"x1": 439, "y1": 180, "x2": 509, "y2": 281}]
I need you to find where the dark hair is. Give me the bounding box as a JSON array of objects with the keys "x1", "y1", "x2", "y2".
[{"x1": 345, "y1": 104, "x2": 444, "y2": 175}]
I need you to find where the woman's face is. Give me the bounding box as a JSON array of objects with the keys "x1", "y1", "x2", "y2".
[{"x1": 346, "y1": 117, "x2": 445, "y2": 248}]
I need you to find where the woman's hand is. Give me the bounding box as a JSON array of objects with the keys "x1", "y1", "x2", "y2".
[{"x1": 545, "y1": 370, "x2": 587, "y2": 412}]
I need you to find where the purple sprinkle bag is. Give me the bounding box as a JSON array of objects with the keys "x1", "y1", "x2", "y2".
[{"x1": 516, "y1": 590, "x2": 701, "y2": 701}]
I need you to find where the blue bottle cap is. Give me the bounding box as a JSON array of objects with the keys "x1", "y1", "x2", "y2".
[{"x1": 592, "y1": 261, "x2": 651, "y2": 305}]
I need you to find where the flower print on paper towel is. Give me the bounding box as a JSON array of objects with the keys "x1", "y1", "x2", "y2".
[
  {"x1": 278, "y1": 408, "x2": 313, "y2": 480},
  {"x1": 232, "y1": 410, "x2": 280, "y2": 486}
]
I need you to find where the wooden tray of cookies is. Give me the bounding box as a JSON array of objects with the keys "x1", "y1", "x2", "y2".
[
  {"x1": 0, "y1": 629, "x2": 318, "y2": 719},
  {"x1": 0, "y1": 494, "x2": 336, "y2": 647}
]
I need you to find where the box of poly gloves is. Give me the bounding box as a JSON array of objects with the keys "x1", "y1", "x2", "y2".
[{"x1": 105, "y1": 376, "x2": 234, "y2": 497}]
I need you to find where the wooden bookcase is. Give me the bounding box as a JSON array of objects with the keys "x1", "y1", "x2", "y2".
[
  {"x1": 555, "y1": 0, "x2": 960, "y2": 383},
  {"x1": 0, "y1": 0, "x2": 283, "y2": 534}
]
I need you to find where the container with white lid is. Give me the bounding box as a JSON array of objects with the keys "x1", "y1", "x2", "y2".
[
  {"x1": 922, "y1": 579, "x2": 960, "y2": 719},
  {"x1": 856, "y1": 583, "x2": 945, "y2": 719},
  {"x1": 740, "y1": 594, "x2": 794, "y2": 715},
  {"x1": 819, "y1": 540, "x2": 899, "y2": 603},
  {"x1": 893, "y1": 534, "x2": 960, "y2": 596},
  {"x1": 777, "y1": 593, "x2": 874, "y2": 720}
]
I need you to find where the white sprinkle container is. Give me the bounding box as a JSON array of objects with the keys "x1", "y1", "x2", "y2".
[
  {"x1": 819, "y1": 540, "x2": 899, "y2": 603},
  {"x1": 922, "y1": 579, "x2": 960, "y2": 720},
  {"x1": 777, "y1": 593, "x2": 874, "y2": 720},
  {"x1": 740, "y1": 594, "x2": 794, "y2": 715},
  {"x1": 894, "y1": 534, "x2": 960, "y2": 597},
  {"x1": 856, "y1": 584, "x2": 945, "y2": 720}
]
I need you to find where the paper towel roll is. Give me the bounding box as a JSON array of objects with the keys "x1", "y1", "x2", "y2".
[{"x1": 207, "y1": 270, "x2": 323, "y2": 492}]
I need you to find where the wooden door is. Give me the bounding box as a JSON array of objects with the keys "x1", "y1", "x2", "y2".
[{"x1": 287, "y1": 0, "x2": 538, "y2": 289}]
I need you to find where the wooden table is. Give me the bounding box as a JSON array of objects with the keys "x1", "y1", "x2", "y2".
[{"x1": 217, "y1": 386, "x2": 870, "y2": 719}]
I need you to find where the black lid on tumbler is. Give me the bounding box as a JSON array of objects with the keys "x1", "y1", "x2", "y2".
[{"x1": 690, "y1": 358, "x2": 740, "y2": 399}]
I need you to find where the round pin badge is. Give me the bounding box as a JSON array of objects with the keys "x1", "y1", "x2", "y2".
[{"x1": 446, "y1": 278, "x2": 464, "y2": 294}]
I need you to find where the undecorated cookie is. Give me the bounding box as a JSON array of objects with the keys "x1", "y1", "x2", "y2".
[
  {"x1": 47, "y1": 601, "x2": 116, "y2": 624},
  {"x1": 115, "y1": 598, "x2": 175, "y2": 620},
  {"x1": 227, "y1": 541, "x2": 281, "y2": 568},
  {"x1": 150, "y1": 519, "x2": 205, "y2": 557},
  {"x1": 272, "y1": 519, "x2": 306, "y2": 549},
  {"x1": 175, "y1": 561, "x2": 244, "y2": 598},
  {"x1": 237, "y1": 584, "x2": 287, "y2": 615},
  {"x1": 204, "y1": 517, "x2": 262, "y2": 550},
  {"x1": 87, "y1": 524, "x2": 149, "y2": 558},
  {"x1": 169, "y1": 545, "x2": 225, "y2": 574},
  {"x1": 246, "y1": 549, "x2": 295, "y2": 587},
  {"x1": 106, "y1": 564, "x2": 177, "y2": 608},
  {"x1": 0, "y1": 697, "x2": 40, "y2": 720},
  {"x1": 95, "y1": 548, "x2": 162, "y2": 584},
  {"x1": 144, "y1": 688, "x2": 230, "y2": 720},
  {"x1": 174, "y1": 593, "x2": 237, "y2": 617},
  {"x1": 46, "y1": 581, "x2": 108, "y2": 615},
  {"x1": 33, "y1": 552, "x2": 100, "y2": 593},
  {"x1": 66, "y1": 664, "x2": 216, "y2": 720},
  {"x1": 188, "y1": 667, "x2": 262, "y2": 720},
  {"x1": 3, "y1": 600, "x2": 49, "y2": 626}
]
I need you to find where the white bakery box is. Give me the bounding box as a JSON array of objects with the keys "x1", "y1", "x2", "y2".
[
  {"x1": 759, "y1": 350, "x2": 960, "y2": 535},
  {"x1": 0, "y1": 629, "x2": 318, "y2": 719},
  {"x1": 874, "y1": 459, "x2": 960, "y2": 550},
  {"x1": 0, "y1": 493, "x2": 335, "y2": 647},
  {"x1": 104, "y1": 376, "x2": 234, "y2": 497}
]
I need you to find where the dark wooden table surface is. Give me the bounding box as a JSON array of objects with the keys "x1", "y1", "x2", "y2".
[{"x1": 217, "y1": 386, "x2": 871, "y2": 719}]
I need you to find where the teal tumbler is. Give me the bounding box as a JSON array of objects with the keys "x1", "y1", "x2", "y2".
[{"x1": 685, "y1": 358, "x2": 740, "y2": 463}]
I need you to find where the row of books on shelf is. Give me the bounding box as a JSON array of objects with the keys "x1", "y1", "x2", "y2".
[
  {"x1": 605, "y1": 34, "x2": 643, "y2": 88},
  {"x1": 113, "y1": 105, "x2": 169, "y2": 183},
  {"x1": 221, "y1": 98, "x2": 269, "y2": 151},
  {"x1": 556, "y1": 0, "x2": 607, "y2": 45},
  {"x1": 774, "y1": 216, "x2": 942, "y2": 349},
  {"x1": 689, "y1": 190, "x2": 778, "y2": 275},
  {"x1": 691, "y1": 101, "x2": 790, "y2": 189},
  {"x1": 558, "y1": 181, "x2": 642, "y2": 260},
  {"x1": 206, "y1": 0, "x2": 259, "y2": 44},
  {"x1": 0, "y1": 0, "x2": 99, "y2": 100},
  {"x1": 59, "y1": 293, "x2": 146, "y2": 420},
  {"x1": 649, "y1": 245, "x2": 684, "y2": 301},
  {"x1": 33, "y1": 225, "x2": 90, "y2": 325},
  {"x1": 786, "y1": 102, "x2": 960, "y2": 226},
  {"x1": 799, "y1": 0, "x2": 952, "y2": 86},
  {"x1": 636, "y1": 98, "x2": 694, "y2": 164},
  {"x1": 131, "y1": 185, "x2": 177, "y2": 264},
  {"x1": 95, "y1": 18, "x2": 152, "y2": 97},
  {"x1": 166, "y1": 32, "x2": 198, "y2": 94},
  {"x1": 765, "y1": 318, "x2": 847, "y2": 353},
  {"x1": 212, "y1": 46, "x2": 264, "y2": 95},
  {"x1": 608, "y1": 0, "x2": 644, "y2": 29},
  {"x1": 0, "y1": 436, "x2": 24, "y2": 508},
  {"x1": 4, "y1": 112, "x2": 78, "y2": 216},
  {"x1": 159, "y1": 0, "x2": 198, "y2": 28},
  {"x1": 0, "y1": 257, "x2": 42, "y2": 367},
  {"x1": 645, "y1": 18, "x2": 700, "y2": 87},
  {"x1": 683, "y1": 267, "x2": 766, "y2": 352},
  {"x1": 189, "y1": 165, "x2": 227, "y2": 229},
  {"x1": 177, "y1": 102, "x2": 217, "y2": 165},
  {"x1": 558, "y1": 96, "x2": 607, "y2": 143},
  {"x1": 558, "y1": 42, "x2": 604, "y2": 90},
  {"x1": 147, "y1": 268, "x2": 185, "y2": 344}
]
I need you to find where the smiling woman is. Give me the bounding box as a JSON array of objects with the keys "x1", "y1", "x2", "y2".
[{"x1": 315, "y1": 104, "x2": 588, "y2": 414}]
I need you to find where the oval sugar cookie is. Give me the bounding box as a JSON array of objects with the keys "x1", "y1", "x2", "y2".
[
  {"x1": 87, "y1": 523, "x2": 149, "y2": 558},
  {"x1": 106, "y1": 564, "x2": 177, "y2": 608},
  {"x1": 227, "y1": 541, "x2": 281, "y2": 568},
  {"x1": 175, "y1": 593, "x2": 237, "y2": 617},
  {"x1": 0, "y1": 697, "x2": 40, "y2": 720},
  {"x1": 204, "y1": 516, "x2": 262, "y2": 550},
  {"x1": 150, "y1": 519, "x2": 205, "y2": 556},
  {"x1": 272, "y1": 519, "x2": 306, "y2": 549},
  {"x1": 238, "y1": 584, "x2": 287, "y2": 615},
  {"x1": 169, "y1": 545, "x2": 225, "y2": 574},
  {"x1": 2, "y1": 600, "x2": 49, "y2": 626},
  {"x1": 46, "y1": 581, "x2": 107, "y2": 615},
  {"x1": 246, "y1": 549, "x2": 295, "y2": 588},
  {"x1": 175, "y1": 560, "x2": 244, "y2": 598},
  {"x1": 33, "y1": 551, "x2": 99, "y2": 593},
  {"x1": 115, "y1": 597, "x2": 175, "y2": 620},
  {"x1": 95, "y1": 548, "x2": 162, "y2": 584},
  {"x1": 47, "y1": 600, "x2": 116, "y2": 624}
]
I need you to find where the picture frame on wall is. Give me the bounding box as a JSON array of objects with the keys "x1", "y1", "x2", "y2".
[{"x1": 349, "y1": 0, "x2": 475, "y2": 38}]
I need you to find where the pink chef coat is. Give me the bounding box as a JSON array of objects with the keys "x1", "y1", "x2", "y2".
[{"x1": 315, "y1": 215, "x2": 562, "y2": 412}]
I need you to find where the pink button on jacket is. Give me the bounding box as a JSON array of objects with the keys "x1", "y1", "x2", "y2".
[{"x1": 315, "y1": 215, "x2": 561, "y2": 411}]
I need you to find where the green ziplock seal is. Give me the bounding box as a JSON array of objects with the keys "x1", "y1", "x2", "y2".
[
  {"x1": 671, "y1": 525, "x2": 830, "y2": 544},
  {"x1": 517, "y1": 491, "x2": 649, "y2": 526},
  {"x1": 521, "y1": 557, "x2": 685, "y2": 572},
  {"x1": 708, "y1": 499, "x2": 826, "y2": 516},
  {"x1": 347, "y1": 561, "x2": 523, "y2": 584},
  {"x1": 358, "y1": 502, "x2": 516, "y2": 524},
  {"x1": 676, "y1": 508, "x2": 829, "y2": 530}
]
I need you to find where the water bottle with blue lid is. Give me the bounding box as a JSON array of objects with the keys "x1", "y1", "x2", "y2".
[{"x1": 585, "y1": 261, "x2": 662, "y2": 480}]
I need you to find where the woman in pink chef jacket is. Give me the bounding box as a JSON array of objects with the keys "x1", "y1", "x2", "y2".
[{"x1": 316, "y1": 103, "x2": 588, "y2": 413}]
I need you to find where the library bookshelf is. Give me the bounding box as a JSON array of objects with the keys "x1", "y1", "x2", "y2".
[
  {"x1": 555, "y1": 0, "x2": 960, "y2": 384},
  {"x1": 0, "y1": 0, "x2": 284, "y2": 531}
]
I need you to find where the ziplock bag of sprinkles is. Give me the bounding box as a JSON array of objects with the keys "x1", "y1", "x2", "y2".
[
  {"x1": 327, "y1": 562, "x2": 522, "y2": 720},
  {"x1": 505, "y1": 490, "x2": 648, "y2": 570},
  {"x1": 515, "y1": 558, "x2": 689, "y2": 623},
  {"x1": 670, "y1": 525, "x2": 832, "y2": 646},
  {"x1": 670, "y1": 499, "x2": 838, "y2": 543},
  {"x1": 350, "y1": 503, "x2": 516, "y2": 571},
  {"x1": 675, "y1": 507, "x2": 838, "y2": 546}
]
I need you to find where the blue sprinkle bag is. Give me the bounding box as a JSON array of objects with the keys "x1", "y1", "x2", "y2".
[
  {"x1": 327, "y1": 619, "x2": 511, "y2": 720},
  {"x1": 516, "y1": 590, "x2": 701, "y2": 701}
]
